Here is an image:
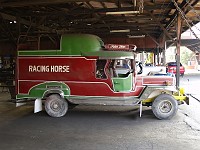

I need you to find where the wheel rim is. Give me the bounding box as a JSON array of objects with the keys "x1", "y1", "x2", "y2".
[
  {"x1": 159, "y1": 100, "x2": 172, "y2": 113},
  {"x1": 50, "y1": 101, "x2": 62, "y2": 112}
]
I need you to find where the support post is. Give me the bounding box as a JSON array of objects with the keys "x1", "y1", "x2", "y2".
[
  {"x1": 163, "y1": 35, "x2": 166, "y2": 65},
  {"x1": 157, "y1": 46, "x2": 159, "y2": 65},
  {"x1": 176, "y1": 14, "x2": 182, "y2": 89},
  {"x1": 154, "y1": 51, "x2": 156, "y2": 66},
  {"x1": 196, "y1": 53, "x2": 200, "y2": 65}
]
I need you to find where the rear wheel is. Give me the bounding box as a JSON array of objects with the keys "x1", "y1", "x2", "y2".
[
  {"x1": 152, "y1": 94, "x2": 178, "y2": 120},
  {"x1": 45, "y1": 94, "x2": 68, "y2": 117}
]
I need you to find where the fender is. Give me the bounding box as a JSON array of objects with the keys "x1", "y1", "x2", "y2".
[
  {"x1": 140, "y1": 86, "x2": 176, "y2": 99},
  {"x1": 16, "y1": 81, "x2": 71, "y2": 100},
  {"x1": 34, "y1": 82, "x2": 70, "y2": 113},
  {"x1": 43, "y1": 89, "x2": 65, "y2": 99}
]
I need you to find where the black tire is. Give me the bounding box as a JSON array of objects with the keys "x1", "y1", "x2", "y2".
[
  {"x1": 152, "y1": 94, "x2": 178, "y2": 120},
  {"x1": 45, "y1": 94, "x2": 68, "y2": 117}
]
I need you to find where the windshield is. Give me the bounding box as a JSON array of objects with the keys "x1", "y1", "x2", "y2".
[
  {"x1": 111, "y1": 59, "x2": 135, "y2": 77},
  {"x1": 95, "y1": 59, "x2": 135, "y2": 79}
]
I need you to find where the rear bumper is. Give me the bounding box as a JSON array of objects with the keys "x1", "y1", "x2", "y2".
[{"x1": 167, "y1": 70, "x2": 185, "y2": 75}]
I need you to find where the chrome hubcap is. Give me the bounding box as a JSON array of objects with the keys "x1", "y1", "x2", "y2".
[
  {"x1": 50, "y1": 101, "x2": 61, "y2": 112},
  {"x1": 159, "y1": 100, "x2": 172, "y2": 113}
]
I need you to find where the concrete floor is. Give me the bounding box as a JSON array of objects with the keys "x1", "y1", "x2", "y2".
[{"x1": 0, "y1": 74, "x2": 200, "y2": 150}]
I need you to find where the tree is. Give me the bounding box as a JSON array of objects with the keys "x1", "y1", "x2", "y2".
[{"x1": 180, "y1": 47, "x2": 194, "y2": 66}]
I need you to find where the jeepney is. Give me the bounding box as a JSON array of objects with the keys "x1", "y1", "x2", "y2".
[{"x1": 16, "y1": 34, "x2": 189, "y2": 119}]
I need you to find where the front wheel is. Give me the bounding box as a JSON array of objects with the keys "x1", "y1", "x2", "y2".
[
  {"x1": 152, "y1": 94, "x2": 178, "y2": 120},
  {"x1": 45, "y1": 94, "x2": 68, "y2": 117}
]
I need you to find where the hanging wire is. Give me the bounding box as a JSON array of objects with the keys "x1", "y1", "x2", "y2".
[
  {"x1": 153, "y1": 0, "x2": 171, "y2": 33},
  {"x1": 185, "y1": 0, "x2": 200, "y2": 21},
  {"x1": 185, "y1": 0, "x2": 200, "y2": 33},
  {"x1": 158, "y1": 1, "x2": 171, "y2": 21},
  {"x1": 172, "y1": 0, "x2": 199, "y2": 40}
]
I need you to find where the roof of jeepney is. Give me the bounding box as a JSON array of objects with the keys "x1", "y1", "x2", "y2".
[{"x1": 82, "y1": 50, "x2": 134, "y2": 59}]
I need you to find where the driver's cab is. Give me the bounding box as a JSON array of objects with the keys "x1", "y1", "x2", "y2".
[
  {"x1": 95, "y1": 58, "x2": 136, "y2": 92},
  {"x1": 110, "y1": 59, "x2": 135, "y2": 92}
]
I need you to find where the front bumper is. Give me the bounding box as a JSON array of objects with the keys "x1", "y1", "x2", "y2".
[
  {"x1": 184, "y1": 95, "x2": 189, "y2": 105},
  {"x1": 173, "y1": 94, "x2": 189, "y2": 105},
  {"x1": 173, "y1": 87, "x2": 189, "y2": 105}
]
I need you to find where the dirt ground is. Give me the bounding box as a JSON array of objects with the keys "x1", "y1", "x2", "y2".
[{"x1": 0, "y1": 74, "x2": 200, "y2": 150}]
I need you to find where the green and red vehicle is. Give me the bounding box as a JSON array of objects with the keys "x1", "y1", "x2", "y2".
[{"x1": 16, "y1": 34, "x2": 189, "y2": 119}]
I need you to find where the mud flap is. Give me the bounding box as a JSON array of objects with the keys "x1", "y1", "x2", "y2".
[
  {"x1": 139, "y1": 101, "x2": 143, "y2": 117},
  {"x1": 16, "y1": 102, "x2": 26, "y2": 107},
  {"x1": 34, "y1": 99, "x2": 42, "y2": 113}
]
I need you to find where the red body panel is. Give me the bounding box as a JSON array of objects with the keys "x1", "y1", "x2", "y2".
[
  {"x1": 17, "y1": 57, "x2": 174, "y2": 98},
  {"x1": 142, "y1": 76, "x2": 174, "y2": 85},
  {"x1": 18, "y1": 57, "x2": 95, "y2": 81}
]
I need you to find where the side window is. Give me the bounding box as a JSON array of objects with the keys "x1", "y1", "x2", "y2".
[
  {"x1": 96, "y1": 60, "x2": 107, "y2": 79},
  {"x1": 115, "y1": 59, "x2": 132, "y2": 69}
]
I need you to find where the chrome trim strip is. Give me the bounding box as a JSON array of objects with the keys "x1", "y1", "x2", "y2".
[{"x1": 68, "y1": 96, "x2": 140, "y2": 106}]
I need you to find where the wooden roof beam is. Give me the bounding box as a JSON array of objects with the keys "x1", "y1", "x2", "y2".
[
  {"x1": 1, "y1": 0, "x2": 92, "y2": 7},
  {"x1": 0, "y1": 12, "x2": 53, "y2": 32},
  {"x1": 146, "y1": 10, "x2": 175, "y2": 43},
  {"x1": 139, "y1": 28, "x2": 164, "y2": 49},
  {"x1": 165, "y1": 0, "x2": 192, "y2": 30}
]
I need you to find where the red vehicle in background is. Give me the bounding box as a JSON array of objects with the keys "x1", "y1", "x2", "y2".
[{"x1": 166, "y1": 62, "x2": 185, "y2": 77}]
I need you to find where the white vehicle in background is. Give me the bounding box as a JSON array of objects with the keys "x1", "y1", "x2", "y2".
[{"x1": 198, "y1": 65, "x2": 200, "y2": 71}]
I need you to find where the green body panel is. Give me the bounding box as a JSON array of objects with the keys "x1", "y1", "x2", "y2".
[
  {"x1": 18, "y1": 50, "x2": 59, "y2": 56},
  {"x1": 18, "y1": 34, "x2": 134, "y2": 58},
  {"x1": 18, "y1": 34, "x2": 103, "y2": 56},
  {"x1": 60, "y1": 34, "x2": 103, "y2": 55},
  {"x1": 16, "y1": 82, "x2": 70, "y2": 99},
  {"x1": 82, "y1": 50, "x2": 134, "y2": 58},
  {"x1": 112, "y1": 74, "x2": 133, "y2": 92}
]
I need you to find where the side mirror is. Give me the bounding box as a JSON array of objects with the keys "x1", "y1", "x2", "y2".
[{"x1": 137, "y1": 62, "x2": 143, "y2": 75}]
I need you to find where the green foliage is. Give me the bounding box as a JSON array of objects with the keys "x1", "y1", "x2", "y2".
[
  {"x1": 180, "y1": 47, "x2": 195, "y2": 65},
  {"x1": 166, "y1": 46, "x2": 195, "y2": 66}
]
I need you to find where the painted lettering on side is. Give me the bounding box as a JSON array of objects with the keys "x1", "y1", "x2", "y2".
[{"x1": 28, "y1": 65, "x2": 70, "y2": 73}]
